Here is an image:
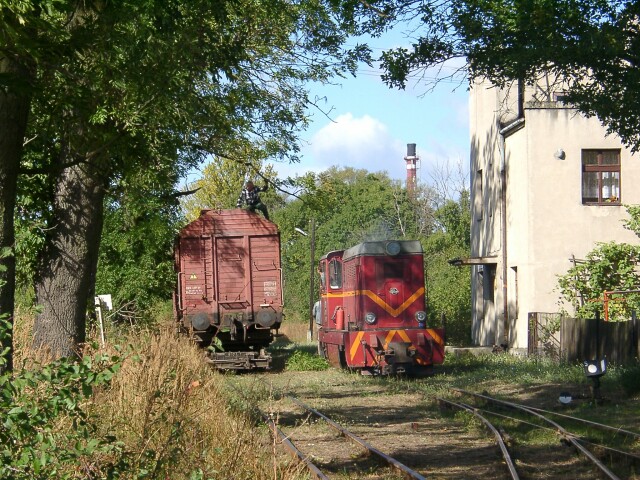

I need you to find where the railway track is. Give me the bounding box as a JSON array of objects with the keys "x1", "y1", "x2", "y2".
[
  {"x1": 265, "y1": 394, "x2": 427, "y2": 479},
  {"x1": 452, "y1": 388, "x2": 640, "y2": 480},
  {"x1": 226, "y1": 369, "x2": 640, "y2": 479},
  {"x1": 436, "y1": 396, "x2": 520, "y2": 479},
  {"x1": 227, "y1": 375, "x2": 514, "y2": 479}
]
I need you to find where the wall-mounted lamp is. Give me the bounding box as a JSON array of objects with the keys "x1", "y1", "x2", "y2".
[{"x1": 554, "y1": 148, "x2": 566, "y2": 160}]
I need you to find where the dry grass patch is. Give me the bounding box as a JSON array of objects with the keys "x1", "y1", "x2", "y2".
[
  {"x1": 10, "y1": 310, "x2": 305, "y2": 479},
  {"x1": 93, "y1": 326, "x2": 304, "y2": 479}
]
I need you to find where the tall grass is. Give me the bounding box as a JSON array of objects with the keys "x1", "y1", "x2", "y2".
[
  {"x1": 94, "y1": 326, "x2": 304, "y2": 479},
  {"x1": 12, "y1": 310, "x2": 304, "y2": 479}
]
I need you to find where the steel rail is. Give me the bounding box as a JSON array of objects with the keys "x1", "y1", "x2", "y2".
[
  {"x1": 287, "y1": 395, "x2": 427, "y2": 480},
  {"x1": 524, "y1": 404, "x2": 640, "y2": 440},
  {"x1": 436, "y1": 397, "x2": 520, "y2": 480},
  {"x1": 453, "y1": 389, "x2": 621, "y2": 480},
  {"x1": 224, "y1": 380, "x2": 328, "y2": 479},
  {"x1": 469, "y1": 404, "x2": 640, "y2": 463},
  {"x1": 259, "y1": 409, "x2": 329, "y2": 480}
]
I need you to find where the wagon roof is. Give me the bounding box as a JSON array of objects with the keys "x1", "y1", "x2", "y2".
[
  {"x1": 342, "y1": 240, "x2": 423, "y2": 260},
  {"x1": 179, "y1": 208, "x2": 279, "y2": 237}
]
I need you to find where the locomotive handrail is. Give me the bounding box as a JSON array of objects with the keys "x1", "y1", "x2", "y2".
[{"x1": 279, "y1": 267, "x2": 284, "y2": 307}]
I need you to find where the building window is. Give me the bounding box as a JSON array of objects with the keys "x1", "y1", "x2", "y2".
[
  {"x1": 553, "y1": 91, "x2": 570, "y2": 105},
  {"x1": 582, "y1": 150, "x2": 620, "y2": 205}
]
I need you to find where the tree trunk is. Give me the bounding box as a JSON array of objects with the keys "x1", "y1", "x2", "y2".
[
  {"x1": 0, "y1": 55, "x2": 32, "y2": 372},
  {"x1": 33, "y1": 160, "x2": 106, "y2": 358}
]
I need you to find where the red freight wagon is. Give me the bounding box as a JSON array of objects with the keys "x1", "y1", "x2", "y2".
[
  {"x1": 317, "y1": 240, "x2": 445, "y2": 375},
  {"x1": 174, "y1": 209, "x2": 283, "y2": 370}
]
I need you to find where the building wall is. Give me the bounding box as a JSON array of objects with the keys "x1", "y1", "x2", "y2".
[{"x1": 470, "y1": 80, "x2": 640, "y2": 350}]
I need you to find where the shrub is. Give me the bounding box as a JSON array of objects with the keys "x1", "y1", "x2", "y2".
[
  {"x1": 0, "y1": 338, "x2": 124, "y2": 478},
  {"x1": 285, "y1": 349, "x2": 329, "y2": 371},
  {"x1": 617, "y1": 362, "x2": 640, "y2": 396}
]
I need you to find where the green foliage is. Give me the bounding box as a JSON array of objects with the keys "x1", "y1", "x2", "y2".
[
  {"x1": 274, "y1": 167, "x2": 472, "y2": 344},
  {"x1": 557, "y1": 241, "x2": 640, "y2": 320},
  {"x1": 623, "y1": 205, "x2": 640, "y2": 236},
  {"x1": 617, "y1": 362, "x2": 640, "y2": 396},
  {"x1": 556, "y1": 205, "x2": 640, "y2": 320},
  {"x1": 0, "y1": 351, "x2": 125, "y2": 479},
  {"x1": 7, "y1": 0, "x2": 373, "y2": 355},
  {"x1": 5, "y1": 257, "x2": 125, "y2": 477},
  {"x1": 275, "y1": 167, "x2": 431, "y2": 322},
  {"x1": 441, "y1": 352, "x2": 585, "y2": 387},
  {"x1": 0, "y1": 262, "x2": 125, "y2": 478},
  {"x1": 95, "y1": 194, "x2": 180, "y2": 323},
  {"x1": 371, "y1": 1, "x2": 640, "y2": 151},
  {"x1": 423, "y1": 193, "x2": 472, "y2": 345},
  {"x1": 182, "y1": 158, "x2": 279, "y2": 221},
  {"x1": 285, "y1": 349, "x2": 329, "y2": 371}
]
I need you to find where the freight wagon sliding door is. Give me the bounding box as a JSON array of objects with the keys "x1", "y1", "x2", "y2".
[
  {"x1": 249, "y1": 236, "x2": 282, "y2": 308},
  {"x1": 215, "y1": 236, "x2": 248, "y2": 306},
  {"x1": 180, "y1": 236, "x2": 214, "y2": 312}
]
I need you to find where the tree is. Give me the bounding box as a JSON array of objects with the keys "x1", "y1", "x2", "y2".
[
  {"x1": 557, "y1": 206, "x2": 640, "y2": 320},
  {"x1": 423, "y1": 191, "x2": 471, "y2": 345},
  {"x1": 182, "y1": 157, "x2": 279, "y2": 221},
  {"x1": 3, "y1": 0, "x2": 370, "y2": 357},
  {"x1": 95, "y1": 185, "x2": 182, "y2": 324},
  {"x1": 368, "y1": 1, "x2": 640, "y2": 151},
  {"x1": 0, "y1": 90, "x2": 24, "y2": 371},
  {"x1": 0, "y1": 31, "x2": 34, "y2": 371},
  {"x1": 275, "y1": 167, "x2": 430, "y2": 322}
]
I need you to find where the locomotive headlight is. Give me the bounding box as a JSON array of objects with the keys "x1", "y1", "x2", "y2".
[
  {"x1": 385, "y1": 241, "x2": 401, "y2": 256},
  {"x1": 415, "y1": 311, "x2": 427, "y2": 322},
  {"x1": 365, "y1": 312, "x2": 377, "y2": 324}
]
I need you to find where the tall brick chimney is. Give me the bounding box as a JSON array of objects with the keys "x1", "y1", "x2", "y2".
[{"x1": 404, "y1": 143, "x2": 418, "y2": 192}]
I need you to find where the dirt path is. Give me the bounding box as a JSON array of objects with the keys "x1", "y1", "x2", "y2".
[
  {"x1": 232, "y1": 370, "x2": 524, "y2": 480},
  {"x1": 230, "y1": 368, "x2": 608, "y2": 479}
]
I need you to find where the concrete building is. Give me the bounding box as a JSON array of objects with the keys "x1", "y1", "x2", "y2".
[{"x1": 467, "y1": 78, "x2": 640, "y2": 352}]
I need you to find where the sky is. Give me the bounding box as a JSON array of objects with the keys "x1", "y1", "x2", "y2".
[
  {"x1": 271, "y1": 34, "x2": 471, "y2": 189},
  {"x1": 183, "y1": 31, "x2": 471, "y2": 192}
]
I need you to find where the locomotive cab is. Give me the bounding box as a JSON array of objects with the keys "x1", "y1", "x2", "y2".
[{"x1": 317, "y1": 240, "x2": 445, "y2": 375}]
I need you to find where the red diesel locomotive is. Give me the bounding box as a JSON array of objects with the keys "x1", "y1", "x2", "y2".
[
  {"x1": 316, "y1": 240, "x2": 445, "y2": 375},
  {"x1": 173, "y1": 209, "x2": 283, "y2": 370}
]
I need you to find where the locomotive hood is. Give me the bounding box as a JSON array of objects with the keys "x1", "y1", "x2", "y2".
[{"x1": 342, "y1": 240, "x2": 423, "y2": 261}]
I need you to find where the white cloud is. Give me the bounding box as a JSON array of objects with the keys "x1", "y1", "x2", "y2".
[{"x1": 307, "y1": 113, "x2": 407, "y2": 178}]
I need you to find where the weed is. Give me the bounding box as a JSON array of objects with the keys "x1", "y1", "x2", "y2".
[{"x1": 286, "y1": 349, "x2": 329, "y2": 371}]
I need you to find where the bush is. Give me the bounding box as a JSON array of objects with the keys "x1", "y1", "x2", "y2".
[
  {"x1": 285, "y1": 349, "x2": 329, "y2": 371},
  {"x1": 0, "y1": 338, "x2": 124, "y2": 478},
  {"x1": 617, "y1": 362, "x2": 640, "y2": 396}
]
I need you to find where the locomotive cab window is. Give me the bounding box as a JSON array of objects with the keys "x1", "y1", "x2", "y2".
[
  {"x1": 383, "y1": 262, "x2": 404, "y2": 279},
  {"x1": 318, "y1": 262, "x2": 326, "y2": 288},
  {"x1": 329, "y1": 258, "x2": 342, "y2": 289}
]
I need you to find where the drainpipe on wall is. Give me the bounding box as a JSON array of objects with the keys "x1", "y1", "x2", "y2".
[{"x1": 498, "y1": 116, "x2": 525, "y2": 348}]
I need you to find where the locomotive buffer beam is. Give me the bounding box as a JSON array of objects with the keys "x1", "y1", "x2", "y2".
[{"x1": 385, "y1": 341, "x2": 414, "y2": 363}]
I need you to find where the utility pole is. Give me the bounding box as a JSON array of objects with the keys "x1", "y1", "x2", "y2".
[{"x1": 307, "y1": 218, "x2": 316, "y2": 341}]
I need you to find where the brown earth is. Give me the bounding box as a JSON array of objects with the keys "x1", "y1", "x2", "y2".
[{"x1": 230, "y1": 367, "x2": 619, "y2": 479}]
